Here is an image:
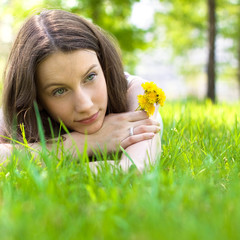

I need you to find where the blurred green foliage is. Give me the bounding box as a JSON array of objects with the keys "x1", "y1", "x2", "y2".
[
  {"x1": 156, "y1": 0, "x2": 207, "y2": 56},
  {"x1": 155, "y1": 0, "x2": 240, "y2": 84}
]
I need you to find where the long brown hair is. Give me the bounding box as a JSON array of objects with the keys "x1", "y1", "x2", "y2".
[{"x1": 2, "y1": 9, "x2": 128, "y2": 142}]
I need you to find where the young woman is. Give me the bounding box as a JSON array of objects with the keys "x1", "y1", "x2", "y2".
[{"x1": 0, "y1": 10, "x2": 162, "y2": 171}]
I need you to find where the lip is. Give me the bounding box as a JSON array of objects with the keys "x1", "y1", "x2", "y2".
[{"x1": 76, "y1": 111, "x2": 99, "y2": 124}]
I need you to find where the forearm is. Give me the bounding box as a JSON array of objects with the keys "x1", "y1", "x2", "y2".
[
  {"x1": 29, "y1": 132, "x2": 96, "y2": 158},
  {"x1": 120, "y1": 133, "x2": 161, "y2": 171},
  {"x1": 43, "y1": 131, "x2": 108, "y2": 158}
]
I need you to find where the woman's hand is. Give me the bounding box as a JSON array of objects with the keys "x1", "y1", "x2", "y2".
[{"x1": 89, "y1": 110, "x2": 160, "y2": 151}]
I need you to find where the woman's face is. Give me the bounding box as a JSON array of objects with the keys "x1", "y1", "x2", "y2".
[{"x1": 36, "y1": 50, "x2": 108, "y2": 134}]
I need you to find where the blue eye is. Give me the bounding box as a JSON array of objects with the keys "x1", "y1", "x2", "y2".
[
  {"x1": 53, "y1": 88, "x2": 66, "y2": 96},
  {"x1": 86, "y1": 73, "x2": 96, "y2": 82}
]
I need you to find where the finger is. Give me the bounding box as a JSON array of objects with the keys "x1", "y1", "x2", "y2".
[
  {"x1": 122, "y1": 111, "x2": 149, "y2": 122},
  {"x1": 122, "y1": 121, "x2": 160, "y2": 141},
  {"x1": 133, "y1": 125, "x2": 161, "y2": 135},
  {"x1": 120, "y1": 133, "x2": 155, "y2": 149},
  {"x1": 132, "y1": 118, "x2": 161, "y2": 128}
]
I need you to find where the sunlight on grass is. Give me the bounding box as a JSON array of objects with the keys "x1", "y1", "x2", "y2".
[{"x1": 0, "y1": 100, "x2": 239, "y2": 239}]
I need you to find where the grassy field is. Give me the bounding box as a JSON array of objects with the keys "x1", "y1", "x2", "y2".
[{"x1": 0, "y1": 100, "x2": 239, "y2": 240}]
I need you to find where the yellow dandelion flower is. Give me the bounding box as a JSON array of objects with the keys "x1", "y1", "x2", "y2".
[
  {"x1": 137, "y1": 94, "x2": 149, "y2": 110},
  {"x1": 146, "y1": 91, "x2": 158, "y2": 104},
  {"x1": 156, "y1": 88, "x2": 166, "y2": 106},
  {"x1": 141, "y1": 82, "x2": 157, "y2": 92},
  {"x1": 136, "y1": 81, "x2": 166, "y2": 116},
  {"x1": 145, "y1": 104, "x2": 155, "y2": 116},
  {"x1": 159, "y1": 95, "x2": 166, "y2": 106}
]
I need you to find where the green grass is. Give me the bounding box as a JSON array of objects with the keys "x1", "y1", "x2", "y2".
[{"x1": 0, "y1": 100, "x2": 240, "y2": 240}]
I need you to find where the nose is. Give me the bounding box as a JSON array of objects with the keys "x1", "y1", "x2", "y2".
[{"x1": 74, "y1": 87, "x2": 94, "y2": 113}]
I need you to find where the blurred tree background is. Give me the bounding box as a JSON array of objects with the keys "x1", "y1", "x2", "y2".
[
  {"x1": 155, "y1": 0, "x2": 240, "y2": 101},
  {"x1": 0, "y1": 0, "x2": 239, "y2": 102}
]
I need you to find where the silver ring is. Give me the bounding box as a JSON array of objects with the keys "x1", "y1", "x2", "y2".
[{"x1": 129, "y1": 127, "x2": 134, "y2": 136}]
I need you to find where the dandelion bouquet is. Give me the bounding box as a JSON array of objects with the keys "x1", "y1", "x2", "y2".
[{"x1": 136, "y1": 82, "x2": 166, "y2": 116}]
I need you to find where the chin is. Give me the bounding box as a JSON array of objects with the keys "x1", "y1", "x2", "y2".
[
  {"x1": 87, "y1": 124, "x2": 102, "y2": 134},
  {"x1": 76, "y1": 121, "x2": 103, "y2": 135}
]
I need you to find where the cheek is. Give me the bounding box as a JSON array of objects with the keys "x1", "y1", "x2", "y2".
[
  {"x1": 97, "y1": 79, "x2": 108, "y2": 104},
  {"x1": 41, "y1": 98, "x2": 71, "y2": 121}
]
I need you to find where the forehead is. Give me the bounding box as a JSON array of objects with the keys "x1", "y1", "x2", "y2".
[{"x1": 36, "y1": 50, "x2": 99, "y2": 83}]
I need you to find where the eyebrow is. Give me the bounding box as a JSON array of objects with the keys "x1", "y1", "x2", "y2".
[
  {"x1": 81, "y1": 64, "x2": 98, "y2": 79},
  {"x1": 43, "y1": 64, "x2": 99, "y2": 90}
]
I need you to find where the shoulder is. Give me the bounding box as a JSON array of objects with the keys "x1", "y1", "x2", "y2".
[
  {"x1": 125, "y1": 73, "x2": 146, "y2": 111},
  {"x1": 125, "y1": 72, "x2": 145, "y2": 88},
  {"x1": 125, "y1": 72, "x2": 147, "y2": 103}
]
